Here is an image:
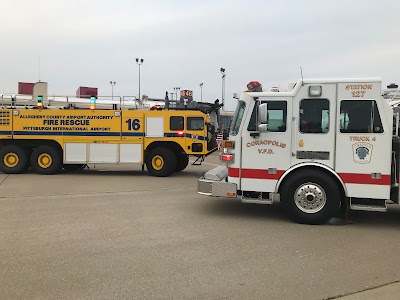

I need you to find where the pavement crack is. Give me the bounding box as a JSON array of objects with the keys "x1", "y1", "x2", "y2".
[
  {"x1": 0, "y1": 186, "x2": 194, "y2": 200},
  {"x1": 325, "y1": 279, "x2": 400, "y2": 299},
  {"x1": 0, "y1": 174, "x2": 10, "y2": 186}
]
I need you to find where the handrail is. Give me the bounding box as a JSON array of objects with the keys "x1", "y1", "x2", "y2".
[{"x1": 0, "y1": 94, "x2": 149, "y2": 110}]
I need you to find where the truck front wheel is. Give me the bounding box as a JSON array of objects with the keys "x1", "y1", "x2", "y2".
[
  {"x1": 176, "y1": 155, "x2": 189, "y2": 172},
  {"x1": 281, "y1": 170, "x2": 341, "y2": 224},
  {"x1": 146, "y1": 148, "x2": 177, "y2": 177},
  {"x1": 31, "y1": 146, "x2": 62, "y2": 175},
  {"x1": 0, "y1": 145, "x2": 30, "y2": 174}
]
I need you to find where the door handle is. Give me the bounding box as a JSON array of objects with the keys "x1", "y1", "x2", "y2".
[{"x1": 250, "y1": 132, "x2": 260, "y2": 138}]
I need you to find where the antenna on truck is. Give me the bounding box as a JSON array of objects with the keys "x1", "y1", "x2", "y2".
[
  {"x1": 38, "y1": 56, "x2": 42, "y2": 82},
  {"x1": 300, "y1": 66, "x2": 304, "y2": 86}
]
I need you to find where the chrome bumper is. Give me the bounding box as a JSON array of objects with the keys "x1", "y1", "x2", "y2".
[{"x1": 197, "y1": 166, "x2": 237, "y2": 197}]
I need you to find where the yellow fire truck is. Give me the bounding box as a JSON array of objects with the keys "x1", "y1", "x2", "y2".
[{"x1": 0, "y1": 97, "x2": 218, "y2": 176}]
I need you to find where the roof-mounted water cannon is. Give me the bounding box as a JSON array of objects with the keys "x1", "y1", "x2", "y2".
[{"x1": 246, "y1": 81, "x2": 263, "y2": 92}]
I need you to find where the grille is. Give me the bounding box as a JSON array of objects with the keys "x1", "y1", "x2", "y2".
[{"x1": 0, "y1": 111, "x2": 10, "y2": 126}]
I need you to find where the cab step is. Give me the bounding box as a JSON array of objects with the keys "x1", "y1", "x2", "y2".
[
  {"x1": 241, "y1": 198, "x2": 273, "y2": 205},
  {"x1": 241, "y1": 192, "x2": 273, "y2": 205},
  {"x1": 350, "y1": 198, "x2": 387, "y2": 212},
  {"x1": 192, "y1": 155, "x2": 205, "y2": 166}
]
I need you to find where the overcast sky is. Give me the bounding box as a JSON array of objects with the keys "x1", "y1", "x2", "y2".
[{"x1": 1, "y1": 0, "x2": 400, "y2": 111}]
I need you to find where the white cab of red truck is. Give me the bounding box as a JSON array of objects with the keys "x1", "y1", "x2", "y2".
[{"x1": 198, "y1": 78, "x2": 400, "y2": 224}]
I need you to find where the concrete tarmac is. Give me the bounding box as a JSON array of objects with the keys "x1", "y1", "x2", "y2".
[{"x1": 1, "y1": 155, "x2": 400, "y2": 300}]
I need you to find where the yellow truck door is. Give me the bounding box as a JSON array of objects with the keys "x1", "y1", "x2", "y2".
[
  {"x1": 120, "y1": 110, "x2": 145, "y2": 164},
  {"x1": 185, "y1": 115, "x2": 207, "y2": 155}
]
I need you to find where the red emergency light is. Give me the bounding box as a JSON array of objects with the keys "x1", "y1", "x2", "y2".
[
  {"x1": 221, "y1": 154, "x2": 234, "y2": 162},
  {"x1": 247, "y1": 81, "x2": 263, "y2": 92},
  {"x1": 150, "y1": 105, "x2": 162, "y2": 110}
]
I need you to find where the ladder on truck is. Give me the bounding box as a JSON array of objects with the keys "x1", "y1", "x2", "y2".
[{"x1": 383, "y1": 88, "x2": 400, "y2": 101}]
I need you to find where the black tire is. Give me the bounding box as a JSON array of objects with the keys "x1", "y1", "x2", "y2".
[
  {"x1": 146, "y1": 147, "x2": 177, "y2": 177},
  {"x1": 280, "y1": 170, "x2": 341, "y2": 225},
  {"x1": 31, "y1": 146, "x2": 62, "y2": 175},
  {"x1": 175, "y1": 155, "x2": 189, "y2": 172},
  {"x1": 63, "y1": 164, "x2": 86, "y2": 171},
  {"x1": 0, "y1": 145, "x2": 29, "y2": 174}
]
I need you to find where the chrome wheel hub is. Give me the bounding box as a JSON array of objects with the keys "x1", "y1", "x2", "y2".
[{"x1": 294, "y1": 182, "x2": 326, "y2": 214}]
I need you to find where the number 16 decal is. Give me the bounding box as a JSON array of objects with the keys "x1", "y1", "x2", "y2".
[{"x1": 126, "y1": 119, "x2": 140, "y2": 130}]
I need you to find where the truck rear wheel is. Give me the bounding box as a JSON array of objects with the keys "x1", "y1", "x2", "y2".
[
  {"x1": 0, "y1": 145, "x2": 29, "y2": 174},
  {"x1": 31, "y1": 146, "x2": 62, "y2": 175},
  {"x1": 176, "y1": 155, "x2": 189, "y2": 172},
  {"x1": 146, "y1": 147, "x2": 177, "y2": 177},
  {"x1": 281, "y1": 170, "x2": 341, "y2": 224}
]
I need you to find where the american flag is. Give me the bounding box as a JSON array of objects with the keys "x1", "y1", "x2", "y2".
[{"x1": 217, "y1": 133, "x2": 223, "y2": 150}]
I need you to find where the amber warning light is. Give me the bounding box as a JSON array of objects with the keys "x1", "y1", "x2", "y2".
[
  {"x1": 223, "y1": 141, "x2": 235, "y2": 149},
  {"x1": 90, "y1": 96, "x2": 96, "y2": 110},
  {"x1": 37, "y1": 95, "x2": 43, "y2": 110}
]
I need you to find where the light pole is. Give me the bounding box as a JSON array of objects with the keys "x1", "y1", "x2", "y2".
[
  {"x1": 199, "y1": 83, "x2": 203, "y2": 102},
  {"x1": 110, "y1": 81, "x2": 116, "y2": 101},
  {"x1": 220, "y1": 68, "x2": 226, "y2": 110},
  {"x1": 173, "y1": 87, "x2": 181, "y2": 101},
  {"x1": 135, "y1": 58, "x2": 144, "y2": 101}
]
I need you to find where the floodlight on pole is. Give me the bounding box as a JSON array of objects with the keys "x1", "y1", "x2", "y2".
[
  {"x1": 173, "y1": 87, "x2": 181, "y2": 101},
  {"x1": 220, "y1": 68, "x2": 226, "y2": 110},
  {"x1": 110, "y1": 81, "x2": 116, "y2": 101},
  {"x1": 135, "y1": 58, "x2": 144, "y2": 101},
  {"x1": 199, "y1": 83, "x2": 203, "y2": 102}
]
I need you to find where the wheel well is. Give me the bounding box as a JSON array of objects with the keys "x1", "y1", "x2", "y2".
[
  {"x1": 145, "y1": 141, "x2": 186, "y2": 158},
  {"x1": 278, "y1": 165, "x2": 347, "y2": 202},
  {"x1": 0, "y1": 139, "x2": 63, "y2": 153}
]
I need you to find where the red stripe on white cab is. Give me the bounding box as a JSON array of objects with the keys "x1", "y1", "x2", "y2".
[
  {"x1": 228, "y1": 168, "x2": 284, "y2": 180},
  {"x1": 228, "y1": 168, "x2": 390, "y2": 185},
  {"x1": 338, "y1": 173, "x2": 390, "y2": 185}
]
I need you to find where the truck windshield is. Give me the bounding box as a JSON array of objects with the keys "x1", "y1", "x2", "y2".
[{"x1": 230, "y1": 101, "x2": 246, "y2": 136}]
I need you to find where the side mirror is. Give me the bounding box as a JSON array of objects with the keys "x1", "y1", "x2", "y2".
[
  {"x1": 258, "y1": 103, "x2": 268, "y2": 124},
  {"x1": 258, "y1": 103, "x2": 268, "y2": 132},
  {"x1": 258, "y1": 124, "x2": 268, "y2": 132}
]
